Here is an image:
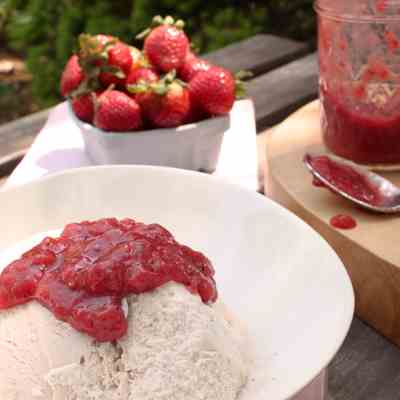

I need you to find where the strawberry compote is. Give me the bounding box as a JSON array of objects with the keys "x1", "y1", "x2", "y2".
[
  {"x1": 306, "y1": 154, "x2": 382, "y2": 205},
  {"x1": 317, "y1": 0, "x2": 400, "y2": 167},
  {"x1": 321, "y1": 88, "x2": 400, "y2": 165},
  {"x1": 0, "y1": 218, "x2": 217, "y2": 342}
]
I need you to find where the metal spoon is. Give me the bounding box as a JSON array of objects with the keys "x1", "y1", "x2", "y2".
[{"x1": 303, "y1": 153, "x2": 400, "y2": 214}]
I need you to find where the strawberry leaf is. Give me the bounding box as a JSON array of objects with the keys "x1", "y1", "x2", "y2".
[
  {"x1": 235, "y1": 70, "x2": 253, "y2": 81},
  {"x1": 139, "y1": 56, "x2": 151, "y2": 68},
  {"x1": 152, "y1": 15, "x2": 164, "y2": 26},
  {"x1": 164, "y1": 16, "x2": 174, "y2": 25},
  {"x1": 136, "y1": 28, "x2": 151, "y2": 40},
  {"x1": 136, "y1": 15, "x2": 186, "y2": 40},
  {"x1": 162, "y1": 70, "x2": 177, "y2": 84},
  {"x1": 69, "y1": 77, "x2": 100, "y2": 99},
  {"x1": 175, "y1": 78, "x2": 187, "y2": 87},
  {"x1": 150, "y1": 82, "x2": 169, "y2": 95},
  {"x1": 175, "y1": 19, "x2": 185, "y2": 30},
  {"x1": 234, "y1": 70, "x2": 252, "y2": 99},
  {"x1": 127, "y1": 83, "x2": 149, "y2": 94},
  {"x1": 101, "y1": 65, "x2": 126, "y2": 79}
]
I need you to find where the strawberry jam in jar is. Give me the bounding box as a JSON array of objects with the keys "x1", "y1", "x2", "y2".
[{"x1": 316, "y1": 0, "x2": 400, "y2": 169}]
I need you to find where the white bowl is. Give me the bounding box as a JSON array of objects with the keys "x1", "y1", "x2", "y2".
[
  {"x1": 0, "y1": 166, "x2": 354, "y2": 400},
  {"x1": 68, "y1": 101, "x2": 230, "y2": 171}
]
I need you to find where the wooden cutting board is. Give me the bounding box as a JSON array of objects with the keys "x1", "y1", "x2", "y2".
[{"x1": 264, "y1": 100, "x2": 400, "y2": 346}]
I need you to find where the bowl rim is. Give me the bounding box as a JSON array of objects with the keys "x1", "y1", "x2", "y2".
[
  {"x1": 67, "y1": 99, "x2": 231, "y2": 138},
  {"x1": 0, "y1": 164, "x2": 355, "y2": 400}
]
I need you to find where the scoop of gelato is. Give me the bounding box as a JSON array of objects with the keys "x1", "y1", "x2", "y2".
[{"x1": 0, "y1": 282, "x2": 249, "y2": 400}]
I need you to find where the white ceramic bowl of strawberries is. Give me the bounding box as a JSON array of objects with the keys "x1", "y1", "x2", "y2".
[{"x1": 61, "y1": 16, "x2": 242, "y2": 171}]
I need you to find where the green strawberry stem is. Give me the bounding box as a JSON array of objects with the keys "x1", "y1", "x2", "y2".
[
  {"x1": 163, "y1": 70, "x2": 176, "y2": 83},
  {"x1": 79, "y1": 34, "x2": 116, "y2": 65},
  {"x1": 69, "y1": 34, "x2": 126, "y2": 99},
  {"x1": 69, "y1": 79, "x2": 97, "y2": 98},
  {"x1": 128, "y1": 69, "x2": 185, "y2": 96},
  {"x1": 234, "y1": 70, "x2": 252, "y2": 99},
  {"x1": 235, "y1": 70, "x2": 253, "y2": 80},
  {"x1": 69, "y1": 63, "x2": 102, "y2": 99},
  {"x1": 77, "y1": 33, "x2": 126, "y2": 89},
  {"x1": 139, "y1": 55, "x2": 151, "y2": 68},
  {"x1": 135, "y1": 28, "x2": 151, "y2": 41},
  {"x1": 127, "y1": 82, "x2": 149, "y2": 94},
  {"x1": 101, "y1": 64, "x2": 126, "y2": 79},
  {"x1": 136, "y1": 15, "x2": 185, "y2": 40}
]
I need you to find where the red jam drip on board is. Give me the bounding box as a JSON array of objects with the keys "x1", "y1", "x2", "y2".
[
  {"x1": 0, "y1": 218, "x2": 217, "y2": 342},
  {"x1": 307, "y1": 155, "x2": 382, "y2": 205},
  {"x1": 330, "y1": 215, "x2": 357, "y2": 230}
]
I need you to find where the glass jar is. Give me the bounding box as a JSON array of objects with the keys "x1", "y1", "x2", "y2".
[{"x1": 316, "y1": 0, "x2": 400, "y2": 169}]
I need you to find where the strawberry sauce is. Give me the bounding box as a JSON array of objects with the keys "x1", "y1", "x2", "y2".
[
  {"x1": 322, "y1": 89, "x2": 400, "y2": 165},
  {"x1": 330, "y1": 215, "x2": 357, "y2": 230},
  {"x1": 0, "y1": 218, "x2": 217, "y2": 342},
  {"x1": 306, "y1": 154, "x2": 382, "y2": 206}
]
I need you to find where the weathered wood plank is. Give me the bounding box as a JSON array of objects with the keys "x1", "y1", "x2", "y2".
[
  {"x1": 247, "y1": 52, "x2": 318, "y2": 131},
  {"x1": 204, "y1": 34, "x2": 309, "y2": 77},
  {"x1": 0, "y1": 176, "x2": 7, "y2": 187},
  {"x1": 328, "y1": 317, "x2": 400, "y2": 400},
  {"x1": 0, "y1": 108, "x2": 50, "y2": 158},
  {"x1": 0, "y1": 150, "x2": 26, "y2": 178}
]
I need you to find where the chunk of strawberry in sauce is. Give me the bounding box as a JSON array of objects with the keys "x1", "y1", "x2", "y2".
[{"x1": 0, "y1": 218, "x2": 217, "y2": 342}]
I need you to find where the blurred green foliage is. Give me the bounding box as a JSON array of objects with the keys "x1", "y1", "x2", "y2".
[{"x1": 1, "y1": 0, "x2": 315, "y2": 107}]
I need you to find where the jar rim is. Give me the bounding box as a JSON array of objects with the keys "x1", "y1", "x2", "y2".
[{"x1": 314, "y1": 1, "x2": 400, "y2": 22}]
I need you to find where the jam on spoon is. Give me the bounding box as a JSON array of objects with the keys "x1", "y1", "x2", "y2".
[
  {"x1": 0, "y1": 218, "x2": 217, "y2": 342},
  {"x1": 305, "y1": 154, "x2": 382, "y2": 205},
  {"x1": 304, "y1": 153, "x2": 400, "y2": 213}
]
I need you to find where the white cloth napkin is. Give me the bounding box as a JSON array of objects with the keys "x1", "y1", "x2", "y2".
[{"x1": 6, "y1": 100, "x2": 258, "y2": 190}]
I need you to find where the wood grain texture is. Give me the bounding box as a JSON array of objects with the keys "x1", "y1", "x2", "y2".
[
  {"x1": 264, "y1": 100, "x2": 400, "y2": 347},
  {"x1": 0, "y1": 108, "x2": 49, "y2": 159},
  {"x1": 328, "y1": 318, "x2": 400, "y2": 400},
  {"x1": 0, "y1": 149, "x2": 26, "y2": 178},
  {"x1": 247, "y1": 53, "x2": 318, "y2": 131},
  {"x1": 204, "y1": 34, "x2": 309, "y2": 77}
]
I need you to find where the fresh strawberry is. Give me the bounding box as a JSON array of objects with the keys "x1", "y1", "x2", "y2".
[
  {"x1": 78, "y1": 34, "x2": 131, "y2": 87},
  {"x1": 184, "y1": 103, "x2": 207, "y2": 124},
  {"x1": 71, "y1": 93, "x2": 95, "y2": 123},
  {"x1": 71, "y1": 91, "x2": 103, "y2": 123},
  {"x1": 94, "y1": 90, "x2": 142, "y2": 132},
  {"x1": 138, "y1": 16, "x2": 189, "y2": 73},
  {"x1": 131, "y1": 72, "x2": 190, "y2": 128},
  {"x1": 99, "y1": 41, "x2": 133, "y2": 87},
  {"x1": 78, "y1": 34, "x2": 117, "y2": 67},
  {"x1": 188, "y1": 66, "x2": 236, "y2": 115},
  {"x1": 60, "y1": 55, "x2": 85, "y2": 97},
  {"x1": 179, "y1": 51, "x2": 211, "y2": 82},
  {"x1": 126, "y1": 67, "x2": 159, "y2": 86}
]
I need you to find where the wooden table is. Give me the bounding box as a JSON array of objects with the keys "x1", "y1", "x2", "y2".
[{"x1": 1, "y1": 34, "x2": 400, "y2": 399}]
